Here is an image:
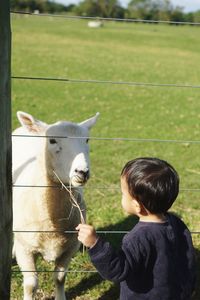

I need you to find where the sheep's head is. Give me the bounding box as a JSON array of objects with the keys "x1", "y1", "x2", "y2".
[{"x1": 17, "y1": 111, "x2": 99, "y2": 187}]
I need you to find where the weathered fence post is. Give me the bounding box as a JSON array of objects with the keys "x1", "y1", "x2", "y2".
[{"x1": 0, "y1": 0, "x2": 12, "y2": 299}]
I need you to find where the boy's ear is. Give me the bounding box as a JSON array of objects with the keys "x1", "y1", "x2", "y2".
[{"x1": 132, "y1": 199, "x2": 142, "y2": 214}]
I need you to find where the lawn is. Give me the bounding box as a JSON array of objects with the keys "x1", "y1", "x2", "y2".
[{"x1": 11, "y1": 14, "x2": 200, "y2": 299}]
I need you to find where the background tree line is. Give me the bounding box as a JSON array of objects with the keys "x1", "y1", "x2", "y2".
[
  {"x1": 11, "y1": 0, "x2": 200, "y2": 23},
  {"x1": 10, "y1": 0, "x2": 74, "y2": 13}
]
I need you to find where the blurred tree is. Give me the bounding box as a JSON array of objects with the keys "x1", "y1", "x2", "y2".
[
  {"x1": 74, "y1": 0, "x2": 100, "y2": 16},
  {"x1": 157, "y1": 0, "x2": 173, "y2": 21},
  {"x1": 170, "y1": 6, "x2": 185, "y2": 23},
  {"x1": 126, "y1": 0, "x2": 152, "y2": 19},
  {"x1": 10, "y1": 0, "x2": 71, "y2": 13},
  {"x1": 192, "y1": 10, "x2": 200, "y2": 23},
  {"x1": 74, "y1": 0, "x2": 125, "y2": 18},
  {"x1": 126, "y1": 0, "x2": 186, "y2": 23},
  {"x1": 184, "y1": 12, "x2": 194, "y2": 23}
]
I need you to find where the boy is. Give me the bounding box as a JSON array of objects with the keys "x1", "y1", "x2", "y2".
[{"x1": 76, "y1": 157, "x2": 196, "y2": 300}]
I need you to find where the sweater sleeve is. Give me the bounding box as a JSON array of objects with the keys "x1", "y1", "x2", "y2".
[{"x1": 88, "y1": 236, "x2": 139, "y2": 283}]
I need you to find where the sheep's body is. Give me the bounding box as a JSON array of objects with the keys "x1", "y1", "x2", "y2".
[
  {"x1": 13, "y1": 162, "x2": 84, "y2": 261},
  {"x1": 12, "y1": 111, "x2": 99, "y2": 300},
  {"x1": 88, "y1": 20, "x2": 103, "y2": 28}
]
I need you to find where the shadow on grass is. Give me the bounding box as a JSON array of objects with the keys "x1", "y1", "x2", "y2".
[
  {"x1": 65, "y1": 215, "x2": 200, "y2": 300},
  {"x1": 66, "y1": 215, "x2": 137, "y2": 300}
]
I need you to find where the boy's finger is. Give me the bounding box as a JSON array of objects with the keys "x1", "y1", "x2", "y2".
[
  {"x1": 76, "y1": 224, "x2": 92, "y2": 230},
  {"x1": 76, "y1": 224, "x2": 86, "y2": 230},
  {"x1": 75, "y1": 224, "x2": 87, "y2": 231},
  {"x1": 75, "y1": 224, "x2": 80, "y2": 231}
]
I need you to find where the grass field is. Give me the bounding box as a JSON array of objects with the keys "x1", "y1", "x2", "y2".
[{"x1": 11, "y1": 14, "x2": 200, "y2": 299}]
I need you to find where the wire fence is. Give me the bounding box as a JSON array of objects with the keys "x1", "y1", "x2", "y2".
[
  {"x1": 12, "y1": 75, "x2": 200, "y2": 90},
  {"x1": 12, "y1": 230, "x2": 200, "y2": 235},
  {"x1": 11, "y1": 9, "x2": 200, "y2": 276},
  {"x1": 12, "y1": 133, "x2": 200, "y2": 144},
  {"x1": 12, "y1": 184, "x2": 200, "y2": 192},
  {"x1": 10, "y1": 10, "x2": 200, "y2": 26},
  {"x1": 12, "y1": 132, "x2": 200, "y2": 247}
]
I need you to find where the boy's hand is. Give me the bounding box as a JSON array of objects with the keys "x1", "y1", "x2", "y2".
[{"x1": 76, "y1": 224, "x2": 98, "y2": 248}]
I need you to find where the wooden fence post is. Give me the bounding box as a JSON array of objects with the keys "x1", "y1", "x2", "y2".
[{"x1": 0, "y1": 0, "x2": 12, "y2": 299}]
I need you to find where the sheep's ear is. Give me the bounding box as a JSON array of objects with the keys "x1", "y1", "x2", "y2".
[
  {"x1": 79, "y1": 112, "x2": 100, "y2": 130},
  {"x1": 17, "y1": 111, "x2": 47, "y2": 133}
]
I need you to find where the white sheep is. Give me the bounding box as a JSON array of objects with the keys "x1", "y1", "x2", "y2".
[
  {"x1": 87, "y1": 20, "x2": 103, "y2": 28},
  {"x1": 12, "y1": 111, "x2": 99, "y2": 300}
]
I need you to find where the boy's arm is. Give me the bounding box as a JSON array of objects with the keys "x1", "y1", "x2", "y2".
[{"x1": 76, "y1": 223, "x2": 134, "y2": 283}]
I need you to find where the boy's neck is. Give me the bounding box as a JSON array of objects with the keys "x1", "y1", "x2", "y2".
[{"x1": 139, "y1": 213, "x2": 167, "y2": 223}]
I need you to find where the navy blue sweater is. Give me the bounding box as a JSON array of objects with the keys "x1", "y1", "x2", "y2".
[{"x1": 89, "y1": 213, "x2": 196, "y2": 300}]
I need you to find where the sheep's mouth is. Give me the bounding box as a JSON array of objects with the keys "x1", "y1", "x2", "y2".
[{"x1": 70, "y1": 176, "x2": 89, "y2": 187}]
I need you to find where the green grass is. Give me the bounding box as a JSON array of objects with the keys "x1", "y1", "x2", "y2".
[{"x1": 11, "y1": 14, "x2": 200, "y2": 299}]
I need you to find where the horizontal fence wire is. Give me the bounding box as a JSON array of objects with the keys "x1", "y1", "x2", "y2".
[
  {"x1": 11, "y1": 134, "x2": 200, "y2": 144},
  {"x1": 10, "y1": 11, "x2": 200, "y2": 26},
  {"x1": 12, "y1": 75, "x2": 200, "y2": 89},
  {"x1": 13, "y1": 230, "x2": 128, "y2": 234},
  {"x1": 12, "y1": 184, "x2": 200, "y2": 192},
  {"x1": 11, "y1": 230, "x2": 200, "y2": 238},
  {"x1": 12, "y1": 270, "x2": 98, "y2": 273}
]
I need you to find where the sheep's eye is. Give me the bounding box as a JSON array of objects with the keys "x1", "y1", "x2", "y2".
[
  {"x1": 49, "y1": 138, "x2": 57, "y2": 144},
  {"x1": 86, "y1": 138, "x2": 89, "y2": 143}
]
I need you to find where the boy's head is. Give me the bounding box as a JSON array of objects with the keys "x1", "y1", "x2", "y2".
[{"x1": 121, "y1": 157, "x2": 179, "y2": 214}]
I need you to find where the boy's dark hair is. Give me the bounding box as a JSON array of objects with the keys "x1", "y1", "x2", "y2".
[{"x1": 121, "y1": 157, "x2": 179, "y2": 214}]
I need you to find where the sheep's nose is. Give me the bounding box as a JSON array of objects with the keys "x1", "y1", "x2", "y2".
[{"x1": 75, "y1": 169, "x2": 90, "y2": 181}]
